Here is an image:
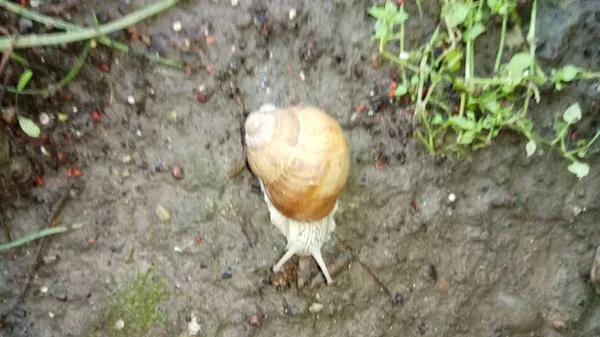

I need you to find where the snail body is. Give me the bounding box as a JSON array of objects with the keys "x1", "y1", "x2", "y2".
[{"x1": 245, "y1": 103, "x2": 350, "y2": 284}]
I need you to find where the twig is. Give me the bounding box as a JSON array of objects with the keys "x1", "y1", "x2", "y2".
[
  {"x1": 0, "y1": 0, "x2": 181, "y2": 50},
  {"x1": 331, "y1": 233, "x2": 395, "y2": 302}
]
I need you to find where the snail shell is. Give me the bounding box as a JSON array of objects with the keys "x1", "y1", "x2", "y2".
[{"x1": 245, "y1": 104, "x2": 350, "y2": 222}]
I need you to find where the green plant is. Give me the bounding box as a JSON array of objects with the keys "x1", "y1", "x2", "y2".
[
  {"x1": 104, "y1": 267, "x2": 170, "y2": 337},
  {"x1": 368, "y1": 0, "x2": 600, "y2": 179}
]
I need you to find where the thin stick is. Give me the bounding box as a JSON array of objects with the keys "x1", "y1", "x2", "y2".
[
  {"x1": 0, "y1": 223, "x2": 86, "y2": 252},
  {"x1": 0, "y1": 0, "x2": 181, "y2": 50}
]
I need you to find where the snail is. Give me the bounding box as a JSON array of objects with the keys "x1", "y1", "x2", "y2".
[
  {"x1": 592, "y1": 244, "x2": 600, "y2": 294},
  {"x1": 245, "y1": 103, "x2": 350, "y2": 284}
]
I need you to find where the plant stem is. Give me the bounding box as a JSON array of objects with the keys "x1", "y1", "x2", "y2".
[
  {"x1": 0, "y1": 223, "x2": 86, "y2": 252},
  {"x1": 0, "y1": 0, "x2": 128, "y2": 52},
  {"x1": 0, "y1": 0, "x2": 180, "y2": 50},
  {"x1": 1, "y1": 41, "x2": 91, "y2": 96},
  {"x1": 494, "y1": 11, "x2": 508, "y2": 73}
]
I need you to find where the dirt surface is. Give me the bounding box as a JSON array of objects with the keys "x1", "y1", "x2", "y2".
[{"x1": 1, "y1": 0, "x2": 600, "y2": 337}]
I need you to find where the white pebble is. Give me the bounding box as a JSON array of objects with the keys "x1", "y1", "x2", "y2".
[
  {"x1": 135, "y1": 129, "x2": 142, "y2": 137},
  {"x1": 48, "y1": 312, "x2": 54, "y2": 318},
  {"x1": 309, "y1": 303, "x2": 324, "y2": 313},
  {"x1": 41, "y1": 286, "x2": 48, "y2": 293},
  {"x1": 30, "y1": 0, "x2": 40, "y2": 7},
  {"x1": 289, "y1": 9, "x2": 297, "y2": 21},
  {"x1": 231, "y1": 0, "x2": 238, "y2": 6},
  {"x1": 299, "y1": 71, "x2": 306, "y2": 81},
  {"x1": 115, "y1": 319, "x2": 125, "y2": 330},
  {"x1": 400, "y1": 51, "x2": 410, "y2": 60},
  {"x1": 72, "y1": 105, "x2": 78, "y2": 113},
  {"x1": 188, "y1": 314, "x2": 202, "y2": 335},
  {"x1": 448, "y1": 193, "x2": 456, "y2": 202},
  {"x1": 172, "y1": 21, "x2": 182, "y2": 32},
  {"x1": 39, "y1": 112, "x2": 50, "y2": 125},
  {"x1": 127, "y1": 95, "x2": 136, "y2": 105}
]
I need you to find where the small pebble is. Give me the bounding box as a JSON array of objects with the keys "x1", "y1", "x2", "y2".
[
  {"x1": 248, "y1": 313, "x2": 260, "y2": 326},
  {"x1": 200, "y1": 261, "x2": 207, "y2": 269},
  {"x1": 231, "y1": 0, "x2": 238, "y2": 6},
  {"x1": 30, "y1": 0, "x2": 40, "y2": 7},
  {"x1": 41, "y1": 286, "x2": 48, "y2": 293},
  {"x1": 155, "y1": 205, "x2": 171, "y2": 221},
  {"x1": 172, "y1": 21, "x2": 182, "y2": 32},
  {"x1": 174, "y1": 246, "x2": 183, "y2": 252},
  {"x1": 299, "y1": 71, "x2": 306, "y2": 81},
  {"x1": 39, "y1": 112, "x2": 50, "y2": 125},
  {"x1": 308, "y1": 303, "x2": 323, "y2": 313},
  {"x1": 115, "y1": 319, "x2": 125, "y2": 330},
  {"x1": 12, "y1": 307, "x2": 26, "y2": 318},
  {"x1": 394, "y1": 292, "x2": 403, "y2": 304},
  {"x1": 171, "y1": 165, "x2": 184, "y2": 179},
  {"x1": 127, "y1": 95, "x2": 136, "y2": 105},
  {"x1": 289, "y1": 9, "x2": 297, "y2": 21},
  {"x1": 222, "y1": 269, "x2": 233, "y2": 279},
  {"x1": 551, "y1": 320, "x2": 565, "y2": 331},
  {"x1": 448, "y1": 193, "x2": 456, "y2": 202},
  {"x1": 187, "y1": 314, "x2": 201, "y2": 335},
  {"x1": 48, "y1": 312, "x2": 55, "y2": 318},
  {"x1": 54, "y1": 289, "x2": 68, "y2": 302},
  {"x1": 135, "y1": 129, "x2": 142, "y2": 137},
  {"x1": 248, "y1": 240, "x2": 254, "y2": 248}
]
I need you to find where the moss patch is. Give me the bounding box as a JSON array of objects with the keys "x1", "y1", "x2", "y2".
[{"x1": 105, "y1": 267, "x2": 170, "y2": 337}]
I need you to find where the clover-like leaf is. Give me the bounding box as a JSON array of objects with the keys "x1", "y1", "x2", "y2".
[
  {"x1": 445, "y1": 2, "x2": 471, "y2": 27},
  {"x1": 458, "y1": 131, "x2": 475, "y2": 144},
  {"x1": 560, "y1": 65, "x2": 578, "y2": 82},
  {"x1": 463, "y1": 23, "x2": 486, "y2": 41},
  {"x1": 394, "y1": 84, "x2": 408, "y2": 96},
  {"x1": 567, "y1": 160, "x2": 589, "y2": 179},
  {"x1": 562, "y1": 102, "x2": 582, "y2": 124},
  {"x1": 432, "y1": 114, "x2": 444, "y2": 125},
  {"x1": 393, "y1": 9, "x2": 409, "y2": 24},
  {"x1": 18, "y1": 115, "x2": 41, "y2": 138},
  {"x1": 505, "y1": 52, "x2": 532, "y2": 75},
  {"x1": 525, "y1": 139, "x2": 536, "y2": 157}
]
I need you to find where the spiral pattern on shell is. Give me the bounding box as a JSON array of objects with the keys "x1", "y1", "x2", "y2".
[{"x1": 245, "y1": 104, "x2": 350, "y2": 222}]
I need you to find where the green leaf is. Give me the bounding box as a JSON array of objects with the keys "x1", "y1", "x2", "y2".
[
  {"x1": 525, "y1": 140, "x2": 536, "y2": 157},
  {"x1": 463, "y1": 23, "x2": 486, "y2": 41},
  {"x1": 505, "y1": 52, "x2": 532, "y2": 75},
  {"x1": 394, "y1": 84, "x2": 408, "y2": 96},
  {"x1": 563, "y1": 102, "x2": 582, "y2": 124},
  {"x1": 367, "y1": 7, "x2": 387, "y2": 20},
  {"x1": 17, "y1": 69, "x2": 33, "y2": 92},
  {"x1": 567, "y1": 160, "x2": 589, "y2": 179},
  {"x1": 17, "y1": 116, "x2": 41, "y2": 138},
  {"x1": 560, "y1": 65, "x2": 578, "y2": 82},
  {"x1": 481, "y1": 116, "x2": 493, "y2": 129},
  {"x1": 445, "y1": 2, "x2": 471, "y2": 28},
  {"x1": 444, "y1": 49, "x2": 462, "y2": 73},
  {"x1": 432, "y1": 114, "x2": 444, "y2": 125},
  {"x1": 449, "y1": 116, "x2": 476, "y2": 130},
  {"x1": 410, "y1": 75, "x2": 419, "y2": 86},
  {"x1": 553, "y1": 119, "x2": 567, "y2": 136},
  {"x1": 393, "y1": 9, "x2": 409, "y2": 24},
  {"x1": 458, "y1": 131, "x2": 475, "y2": 144}
]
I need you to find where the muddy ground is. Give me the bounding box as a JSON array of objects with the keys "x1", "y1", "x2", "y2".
[{"x1": 1, "y1": 0, "x2": 600, "y2": 336}]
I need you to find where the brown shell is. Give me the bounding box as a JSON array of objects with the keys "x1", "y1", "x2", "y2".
[{"x1": 245, "y1": 105, "x2": 350, "y2": 222}]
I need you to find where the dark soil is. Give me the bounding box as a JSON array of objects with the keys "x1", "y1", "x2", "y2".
[{"x1": 1, "y1": 0, "x2": 599, "y2": 337}]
